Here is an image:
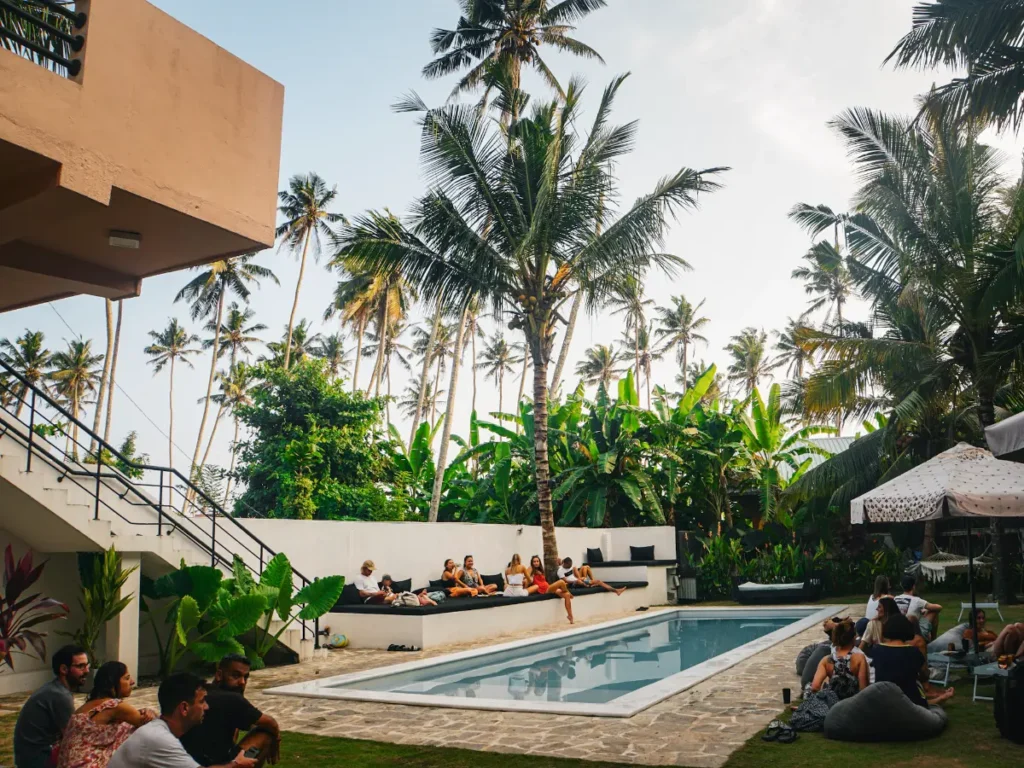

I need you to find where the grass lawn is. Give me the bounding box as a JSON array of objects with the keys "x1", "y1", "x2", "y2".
[{"x1": 1, "y1": 592, "x2": 1019, "y2": 767}]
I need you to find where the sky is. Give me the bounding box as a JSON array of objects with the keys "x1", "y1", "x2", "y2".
[{"x1": 4, "y1": 0, "x2": 1023, "y2": 478}]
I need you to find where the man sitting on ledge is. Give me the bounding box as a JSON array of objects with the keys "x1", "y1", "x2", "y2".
[
  {"x1": 558, "y1": 558, "x2": 626, "y2": 596},
  {"x1": 354, "y1": 560, "x2": 395, "y2": 605}
]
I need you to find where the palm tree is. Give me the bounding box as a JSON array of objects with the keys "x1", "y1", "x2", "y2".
[
  {"x1": 655, "y1": 294, "x2": 709, "y2": 392},
  {"x1": 324, "y1": 271, "x2": 377, "y2": 393},
  {"x1": 623, "y1": 323, "x2": 659, "y2": 409},
  {"x1": 407, "y1": 306, "x2": 444, "y2": 446},
  {"x1": 675, "y1": 359, "x2": 723, "y2": 404},
  {"x1": 399, "y1": 375, "x2": 445, "y2": 421},
  {"x1": 726, "y1": 327, "x2": 777, "y2": 396},
  {"x1": 424, "y1": 0, "x2": 606, "y2": 107},
  {"x1": 886, "y1": 0, "x2": 1024, "y2": 131},
  {"x1": 48, "y1": 340, "x2": 104, "y2": 459},
  {"x1": 102, "y1": 301, "x2": 124, "y2": 444},
  {"x1": 477, "y1": 331, "x2": 523, "y2": 422},
  {"x1": 413, "y1": 319, "x2": 460, "y2": 425},
  {"x1": 338, "y1": 75, "x2": 724, "y2": 570},
  {"x1": 0, "y1": 330, "x2": 52, "y2": 417},
  {"x1": 793, "y1": 102, "x2": 1024, "y2": 599},
  {"x1": 207, "y1": 303, "x2": 266, "y2": 366},
  {"x1": 311, "y1": 332, "x2": 352, "y2": 380},
  {"x1": 90, "y1": 300, "x2": 115, "y2": 453},
  {"x1": 575, "y1": 344, "x2": 626, "y2": 390},
  {"x1": 362, "y1": 319, "x2": 414, "y2": 422},
  {"x1": 773, "y1": 316, "x2": 814, "y2": 379},
  {"x1": 277, "y1": 172, "x2": 345, "y2": 369},
  {"x1": 217, "y1": 363, "x2": 255, "y2": 507},
  {"x1": 144, "y1": 320, "x2": 201, "y2": 469},
  {"x1": 175, "y1": 253, "x2": 276, "y2": 483},
  {"x1": 609, "y1": 273, "x2": 655, "y2": 392},
  {"x1": 789, "y1": 234, "x2": 852, "y2": 333},
  {"x1": 263, "y1": 321, "x2": 321, "y2": 367}
]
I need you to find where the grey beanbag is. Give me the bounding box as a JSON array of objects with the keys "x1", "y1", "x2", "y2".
[
  {"x1": 801, "y1": 644, "x2": 831, "y2": 688},
  {"x1": 927, "y1": 623, "x2": 967, "y2": 654},
  {"x1": 796, "y1": 642, "x2": 827, "y2": 675},
  {"x1": 823, "y1": 682, "x2": 947, "y2": 742}
]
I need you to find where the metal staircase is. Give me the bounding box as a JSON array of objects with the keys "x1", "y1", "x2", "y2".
[{"x1": 0, "y1": 356, "x2": 321, "y2": 655}]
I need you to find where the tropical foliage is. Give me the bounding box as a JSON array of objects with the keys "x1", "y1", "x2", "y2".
[
  {"x1": 61, "y1": 547, "x2": 138, "y2": 667},
  {"x1": 0, "y1": 545, "x2": 68, "y2": 671}
]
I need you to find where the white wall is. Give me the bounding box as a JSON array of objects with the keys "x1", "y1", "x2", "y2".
[
  {"x1": 238, "y1": 520, "x2": 675, "y2": 588},
  {"x1": 0, "y1": 529, "x2": 85, "y2": 695}
]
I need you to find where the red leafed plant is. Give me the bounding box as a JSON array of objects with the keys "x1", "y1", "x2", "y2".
[{"x1": 1, "y1": 544, "x2": 69, "y2": 671}]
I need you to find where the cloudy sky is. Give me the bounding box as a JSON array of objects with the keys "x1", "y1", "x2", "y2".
[{"x1": 4, "y1": 0, "x2": 1022, "y2": 474}]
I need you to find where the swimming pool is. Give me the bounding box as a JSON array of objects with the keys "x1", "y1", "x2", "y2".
[{"x1": 267, "y1": 606, "x2": 837, "y2": 717}]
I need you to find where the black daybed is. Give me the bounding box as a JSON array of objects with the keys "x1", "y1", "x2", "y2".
[
  {"x1": 732, "y1": 575, "x2": 823, "y2": 605},
  {"x1": 331, "y1": 580, "x2": 648, "y2": 615}
]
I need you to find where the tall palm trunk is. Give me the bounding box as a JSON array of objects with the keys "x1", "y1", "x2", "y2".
[
  {"x1": 368, "y1": 303, "x2": 387, "y2": 395},
  {"x1": 645, "y1": 363, "x2": 651, "y2": 409},
  {"x1": 428, "y1": 306, "x2": 470, "y2": 522},
  {"x1": 531, "y1": 344, "x2": 559, "y2": 579},
  {"x1": 471, "y1": 315, "x2": 478, "y2": 414},
  {"x1": 550, "y1": 289, "x2": 582, "y2": 397},
  {"x1": 199, "y1": 404, "x2": 226, "y2": 470},
  {"x1": 284, "y1": 228, "x2": 312, "y2": 370},
  {"x1": 430, "y1": 355, "x2": 443, "y2": 424},
  {"x1": 386, "y1": 357, "x2": 393, "y2": 425},
  {"x1": 168, "y1": 358, "x2": 176, "y2": 469},
  {"x1": 835, "y1": 299, "x2": 844, "y2": 434},
  {"x1": 70, "y1": 398, "x2": 80, "y2": 461},
  {"x1": 410, "y1": 306, "x2": 442, "y2": 447},
  {"x1": 680, "y1": 340, "x2": 689, "y2": 393},
  {"x1": 91, "y1": 299, "x2": 114, "y2": 452},
  {"x1": 103, "y1": 301, "x2": 123, "y2": 444},
  {"x1": 497, "y1": 370, "x2": 504, "y2": 429},
  {"x1": 190, "y1": 290, "x2": 224, "y2": 483},
  {"x1": 515, "y1": 355, "x2": 529, "y2": 435},
  {"x1": 223, "y1": 415, "x2": 240, "y2": 506},
  {"x1": 352, "y1": 314, "x2": 366, "y2": 393}
]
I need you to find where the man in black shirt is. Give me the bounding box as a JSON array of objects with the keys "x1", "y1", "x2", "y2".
[{"x1": 181, "y1": 655, "x2": 280, "y2": 766}]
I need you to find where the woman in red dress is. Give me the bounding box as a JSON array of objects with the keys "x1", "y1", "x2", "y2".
[{"x1": 527, "y1": 555, "x2": 574, "y2": 624}]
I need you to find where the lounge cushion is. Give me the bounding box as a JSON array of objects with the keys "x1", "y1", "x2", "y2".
[
  {"x1": 586, "y1": 547, "x2": 604, "y2": 564},
  {"x1": 801, "y1": 644, "x2": 831, "y2": 689},
  {"x1": 927, "y1": 623, "x2": 967, "y2": 653},
  {"x1": 428, "y1": 578, "x2": 448, "y2": 591},
  {"x1": 331, "y1": 581, "x2": 647, "y2": 615},
  {"x1": 336, "y1": 583, "x2": 362, "y2": 607},
  {"x1": 383, "y1": 578, "x2": 412, "y2": 593},
  {"x1": 630, "y1": 545, "x2": 655, "y2": 561},
  {"x1": 823, "y1": 682, "x2": 948, "y2": 742},
  {"x1": 796, "y1": 641, "x2": 829, "y2": 676},
  {"x1": 482, "y1": 573, "x2": 505, "y2": 592}
]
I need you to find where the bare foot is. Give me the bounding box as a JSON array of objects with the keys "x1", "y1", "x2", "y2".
[
  {"x1": 615, "y1": 587, "x2": 626, "y2": 596},
  {"x1": 568, "y1": 615, "x2": 574, "y2": 624}
]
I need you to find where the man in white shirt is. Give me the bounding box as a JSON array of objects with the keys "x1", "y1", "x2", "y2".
[
  {"x1": 108, "y1": 673, "x2": 255, "y2": 768},
  {"x1": 894, "y1": 574, "x2": 942, "y2": 641},
  {"x1": 353, "y1": 559, "x2": 395, "y2": 604},
  {"x1": 556, "y1": 557, "x2": 625, "y2": 596}
]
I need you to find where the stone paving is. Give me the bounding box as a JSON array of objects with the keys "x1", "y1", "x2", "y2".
[{"x1": 1, "y1": 605, "x2": 848, "y2": 767}]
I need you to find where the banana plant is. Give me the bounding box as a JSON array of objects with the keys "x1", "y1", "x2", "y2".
[
  {"x1": 247, "y1": 553, "x2": 343, "y2": 668},
  {"x1": 140, "y1": 562, "x2": 266, "y2": 678},
  {"x1": 62, "y1": 546, "x2": 139, "y2": 667}
]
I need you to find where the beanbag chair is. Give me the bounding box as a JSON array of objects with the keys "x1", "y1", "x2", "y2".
[
  {"x1": 796, "y1": 642, "x2": 829, "y2": 676},
  {"x1": 927, "y1": 623, "x2": 967, "y2": 654},
  {"x1": 801, "y1": 644, "x2": 831, "y2": 689},
  {"x1": 823, "y1": 682, "x2": 947, "y2": 742}
]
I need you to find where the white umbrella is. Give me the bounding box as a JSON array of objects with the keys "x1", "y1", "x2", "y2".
[
  {"x1": 985, "y1": 410, "x2": 1024, "y2": 460},
  {"x1": 850, "y1": 443, "x2": 1024, "y2": 651}
]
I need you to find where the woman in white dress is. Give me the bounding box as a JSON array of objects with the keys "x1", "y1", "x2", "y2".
[{"x1": 504, "y1": 553, "x2": 530, "y2": 597}]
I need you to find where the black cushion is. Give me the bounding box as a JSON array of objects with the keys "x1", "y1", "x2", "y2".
[
  {"x1": 428, "y1": 578, "x2": 448, "y2": 591},
  {"x1": 336, "y1": 583, "x2": 362, "y2": 607},
  {"x1": 482, "y1": 573, "x2": 505, "y2": 592},
  {"x1": 630, "y1": 545, "x2": 655, "y2": 561},
  {"x1": 586, "y1": 547, "x2": 604, "y2": 564},
  {"x1": 384, "y1": 578, "x2": 412, "y2": 593}
]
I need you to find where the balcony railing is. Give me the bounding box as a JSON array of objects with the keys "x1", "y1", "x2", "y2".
[{"x1": 0, "y1": 0, "x2": 85, "y2": 77}]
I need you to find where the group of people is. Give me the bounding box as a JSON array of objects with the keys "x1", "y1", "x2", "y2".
[
  {"x1": 13, "y1": 646, "x2": 280, "y2": 768},
  {"x1": 803, "y1": 573, "x2": 1024, "y2": 718},
  {"x1": 352, "y1": 554, "x2": 626, "y2": 624}
]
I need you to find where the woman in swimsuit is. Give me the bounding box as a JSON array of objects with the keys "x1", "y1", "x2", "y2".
[
  {"x1": 527, "y1": 555, "x2": 574, "y2": 624},
  {"x1": 442, "y1": 558, "x2": 478, "y2": 597}
]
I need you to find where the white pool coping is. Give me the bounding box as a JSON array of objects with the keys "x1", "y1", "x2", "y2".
[{"x1": 265, "y1": 605, "x2": 839, "y2": 718}]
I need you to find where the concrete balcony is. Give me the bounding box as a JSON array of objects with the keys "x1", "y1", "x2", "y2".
[{"x1": 0, "y1": 0, "x2": 284, "y2": 311}]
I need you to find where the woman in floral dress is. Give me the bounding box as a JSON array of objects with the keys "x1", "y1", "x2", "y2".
[{"x1": 57, "y1": 661, "x2": 155, "y2": 768}]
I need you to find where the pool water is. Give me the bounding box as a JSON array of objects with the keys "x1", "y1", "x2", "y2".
[{"x1": 331, "y1": 614, "x2": 800, "y2": 705}]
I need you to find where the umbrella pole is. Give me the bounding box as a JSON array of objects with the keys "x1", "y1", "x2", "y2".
[{"x1": 966, "y1": 517, "x2": 978, "y2": 654}]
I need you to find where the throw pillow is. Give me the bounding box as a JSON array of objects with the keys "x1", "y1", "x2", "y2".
[
  {"x1": 630, "y1": 545, "x2": 655, "y2": 561},
  {"x1": 586, "y1": 547, "x2": 604, "y2": 564},
  {"x1": 482, "y1": 573, "x2": 506, "y2": 592}
]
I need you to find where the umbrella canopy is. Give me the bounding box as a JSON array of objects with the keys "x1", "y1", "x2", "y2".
[
  {"x1": 851, "y1": 443, "x2": 1024, "y2": 525},
  {"x1": 985, "y1": 410, "x2": 1024, "y2": 460}
]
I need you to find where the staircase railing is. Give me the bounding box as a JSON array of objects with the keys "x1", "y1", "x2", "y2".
[{"x1": 0, "y1": 355, "x2": 322, "y2": 648}]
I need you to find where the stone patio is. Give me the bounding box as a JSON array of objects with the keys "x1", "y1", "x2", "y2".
[{"x1": 2, "y1": 605, "x2": 847, "y2": 767}]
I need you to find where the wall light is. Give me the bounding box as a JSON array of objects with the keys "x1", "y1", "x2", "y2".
[{"x1": 108, "y1": 230, "x2": 141, "y2": 249}]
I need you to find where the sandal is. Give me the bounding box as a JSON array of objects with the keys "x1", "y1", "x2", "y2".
[
  {"x1": 777, "y1": 726, "x2": 798, "y2": 744},
  {"x1": 761, "y1": 720, "x2": 783, "y2": 742}
]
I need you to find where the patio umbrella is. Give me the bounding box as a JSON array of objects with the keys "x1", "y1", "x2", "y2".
[
  {"x1": 985, "y1": 410, "x2": 1024, "y2": 461},
  {"x1": 851, "y1": 443, "x2": 1024, "y2": 651}
]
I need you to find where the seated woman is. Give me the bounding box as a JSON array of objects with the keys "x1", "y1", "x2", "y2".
[
  {"x1": 442, "y1": 558, "x2": 478, "y2": 597},
  {"x1": 57, "y1": 661, "x2": 155, "y2": 768},
  {"x1": 867, "y1": 613, "x2": 954, "y2": 708},
  {"x1": 810, "y1": 619, "x2": 869, "y2": 699},
  {"x1": 527, "y1": 555, "x2": 574, "y2": 624},
  {"x1": 458, "y1": 555, "x2": 498, "y2": 595},
  {"x1": 856, "y1": 575, "x2": 892, "y2": 636},
  {"x1": 504, "y1": 554, "x2": 530, "y2": 597}
]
